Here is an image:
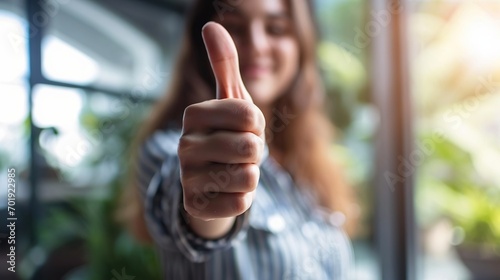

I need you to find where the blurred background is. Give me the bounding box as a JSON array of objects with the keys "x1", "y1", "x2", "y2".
[{"x1": 0, "y1": 0, "x2": 499, "y2": 279}]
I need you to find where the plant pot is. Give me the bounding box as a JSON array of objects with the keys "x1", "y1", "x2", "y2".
[{"x1": 456, "y1": 244, "x2": 500, "y2": 280}]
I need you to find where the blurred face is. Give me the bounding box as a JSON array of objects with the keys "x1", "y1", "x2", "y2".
[{"x1": 216, "y1": 0, "x2": 300, "y2": 107}]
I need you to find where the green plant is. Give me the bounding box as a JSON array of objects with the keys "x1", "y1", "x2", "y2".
[
  {"x1": 417, "y1": 134, "x2": 500, "y2": 248},
  {"x1": 23, "y1": 94, "x2": 162, "y2": 280},
  {"x1": 78, "y1": 97, "x2": 162, "y2": 279}
]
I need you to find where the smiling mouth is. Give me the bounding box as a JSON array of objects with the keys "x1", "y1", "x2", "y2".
[{"x1": 241, "y1": 65, "x2": 270, "y2": 79}]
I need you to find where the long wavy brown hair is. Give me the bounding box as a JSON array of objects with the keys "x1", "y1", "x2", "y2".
[{"x1": 119, "y1": 0, "x2": 358, "y2": 242}]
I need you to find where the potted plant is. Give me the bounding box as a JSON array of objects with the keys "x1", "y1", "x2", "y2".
[{"x1": 417, "y1": 135, "x2": 500, "y2": 279}]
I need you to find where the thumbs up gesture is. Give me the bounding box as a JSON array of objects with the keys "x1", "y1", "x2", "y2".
[{"x1": 178, "y1": 22, "x2": 265, "y2": 230}]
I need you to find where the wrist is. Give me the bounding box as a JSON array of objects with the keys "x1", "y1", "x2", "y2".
[{"x1": 180, "y1": 205, "x2": 236, "y2": 239}]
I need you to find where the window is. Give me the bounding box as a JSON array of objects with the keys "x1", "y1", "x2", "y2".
[
  {"x1": 0, "y1": 1, "x2": 29, "y2": 208},
  {"x1": 1, "y1": 1, "x2": 183, "y2": 278},
  {"x1": 315, "y1": 1, "x2": 379, "y2": 279},
  {"x1": 411, "y1": 1, "x2": 500, "y2": 279}
]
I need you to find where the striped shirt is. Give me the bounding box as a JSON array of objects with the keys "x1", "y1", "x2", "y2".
[{"x1": 136, "y1": 129, "x2": 353, "y2": 280}]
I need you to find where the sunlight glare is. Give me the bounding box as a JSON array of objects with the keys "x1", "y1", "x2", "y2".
[
  {"x1": 460, "y1": 6, "x2": 500, "y2": 70},
  {"x1": 0, "y1": 85, "x2": 28, "y2": 124},
  {"x1": 32, "y1": 85, "x2": 83, "y2": 129},
  {"x1": 0, "y1": 11, "x2": 27, "y2": 83},
  {"x1": 42, "y1": 36, "x2": 99, "y2": 84}
]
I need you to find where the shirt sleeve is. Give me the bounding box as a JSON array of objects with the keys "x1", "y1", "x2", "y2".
[{"x1": 135, "y1": 129, "x2": 250, "y2": 263}]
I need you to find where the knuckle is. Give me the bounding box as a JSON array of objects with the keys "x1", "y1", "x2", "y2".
[
  {"x1": 235, "y1": 102, "x2": 257, "y2": 129},
  {"x1": 231, "y1": 194, "x2": 250, "y2": 215},
  {"x1": 182, "y1": 105, "x2": 197, "y2": 131},
  {"x1": 177, "y1": 136, "x2": 191, "y2": 154},
  {"x1": 184, "y1": 104, "x2": 200, "y2": 118},
  {"x1": 177, "y1": 143, "x2": 192, "y2": 169},
  {"x1": 252, "y1": 104, "x2": 266, "y2": 133},
  {"x1": 183, "y1": 103, "x2": 212, "y2": 132},
  {"x1": 239, "y1": 164, "x2": 259, "y2": 191},
  {"x1": 236, "y1": 133, "x2": 263, "y2": 160}
]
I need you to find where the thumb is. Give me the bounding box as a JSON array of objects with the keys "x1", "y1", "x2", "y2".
[{"x1": 202, "y1": 21, "x2": 252, "y2": 101}]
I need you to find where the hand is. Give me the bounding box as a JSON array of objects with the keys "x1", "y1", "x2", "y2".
[{"x1": 178, "y1": 22, "x2": 265, "y2": 224}]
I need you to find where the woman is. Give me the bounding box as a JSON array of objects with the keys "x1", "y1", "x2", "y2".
[{"x1": 126, "y1": 0, "x2": 358, "y2": 278}]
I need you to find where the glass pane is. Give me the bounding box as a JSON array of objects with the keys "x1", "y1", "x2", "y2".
[
  {"x1": 29, "y1": 84, "x2": 155, "y2": 279},
  {"x1": 411, "y1": 1, "x2": 500, "y2": 279},
  {"x1": 32, "y1": 84, "x2": 149, "y2": 189},
  {"x1": 0, "y1": 83, "x2": 29, "y2": 204},
  {"x1": 0, "y1": 3, "x2": 27, "y2": 84},
  {"x1": 42, "y1": 0, "x2": 184, "y2": 98},
  {"x1": 0, "y1": 3, "x2": 31, "y2": 278},
  {"x1": 316, "y1": 1, "x2": 380, "y2": 279}
]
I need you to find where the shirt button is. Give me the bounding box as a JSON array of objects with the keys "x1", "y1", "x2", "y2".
[{"x1": 267, "y1": 214, "x2": 286, "y2": 233}]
